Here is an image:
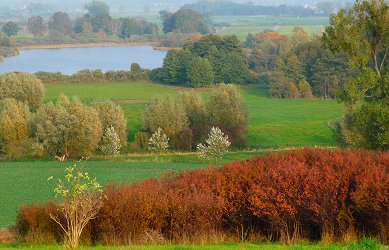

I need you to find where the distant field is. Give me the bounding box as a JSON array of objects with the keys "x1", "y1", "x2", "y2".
[
  {"x1": 213, "y1": 16, "x2": 329, "y2": 40},
  {"x1": 44, "y1": 81, "x2": 344, "y2": 147},
  {"x1": 15, "y1": 16, "x2": 329, "y2": 43},
  {"x1": 0, "y1": 151, "x2": 263, "y2": 227}
]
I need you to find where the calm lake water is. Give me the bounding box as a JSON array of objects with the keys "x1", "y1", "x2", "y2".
[{"x1": 0, "y1": 46, "x2": 167, "y2": 74}]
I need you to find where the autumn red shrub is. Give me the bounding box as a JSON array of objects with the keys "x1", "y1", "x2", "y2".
[
  {"x1": 352, "y1": 159, "x2": 389, "y2": 243},
  {"x1": 16, "y1": 202, "x2": 61, "y2": 244},
  {"x1": 160, "y1": 169, "x2": 225, "y2": 243},
  {"x1": 16, "y1": 148, "x2": 389, "y2": 245},
  {"x1": 93, "y1": 178, "x2": 167, "y2": 245}
]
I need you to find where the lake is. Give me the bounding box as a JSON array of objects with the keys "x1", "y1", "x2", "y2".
[{"x1": 0, "y1": 46, "x2": 167, "y2": 74}]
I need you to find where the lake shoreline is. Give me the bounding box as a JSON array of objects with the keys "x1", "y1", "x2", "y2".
[
  {"x1": 17, "y1": 42, "x2": 171, "y2": 51},
  {"x1": 0, "y1": 46, "x2": 167, "y2": 74}
]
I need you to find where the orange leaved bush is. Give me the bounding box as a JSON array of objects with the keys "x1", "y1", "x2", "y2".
[{"x1": 17, "y1": 148, "x2": 389, "y2": 245}]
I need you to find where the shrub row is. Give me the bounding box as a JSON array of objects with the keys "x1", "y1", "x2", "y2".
[
  {"x1": 16, "y1": 148, "x2": 389, "y2": 245},
  {"x1": 34, "y1": 65, "x2": 150, "y2": 84}
]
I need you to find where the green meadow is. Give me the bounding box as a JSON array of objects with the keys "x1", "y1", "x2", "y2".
[
  {"x1": 44, "y1": 81, "x2": 344, "y2": 147},
  {"x1": 0, "y1": 81, "x2": 344, "y2": 228},
  {"x1": 213, "y1": 16, "x2": 329, "y2": 40}
]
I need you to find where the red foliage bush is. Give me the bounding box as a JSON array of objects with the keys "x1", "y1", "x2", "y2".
[
  {"x1": 16, "y1": 148, "x2": 389, "y2": 245},
  {"x1": 16, "y1": 202, "x2": 62, "y2": 244}
]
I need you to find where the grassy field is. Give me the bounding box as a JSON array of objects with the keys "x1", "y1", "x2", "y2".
[
  {"x1": 0, "y1": 160, "x2": 203, "y2": 228},
  {"x1": 44, "y1": 82, "x2": 344, "y2": 147},
  {"x1": 0, "y1": 151, "x2": 265, "y2": 228},
  {"x1": 0, "y1": 81, "x2": 344, "y2": 227},
  {"x1": 213, "y1": 16, "x2": 329, "y2": 40}
]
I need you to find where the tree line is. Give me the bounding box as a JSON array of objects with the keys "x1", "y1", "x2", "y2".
[
  {"x1": 0, "y1": 72, "x2": 127, "y2": 159},
  {"x1": 0, "y1": 72, "x2": 248, "y2": 159},
  {"x1": 183, "y1": 0, "x2": 336, "y2": 17},
  {"x1": 1, "y1": 1, "x2": 215, "y2": 47},
  {"x1": 153, "y1": 34, "x2": 248, "y2": 86}
]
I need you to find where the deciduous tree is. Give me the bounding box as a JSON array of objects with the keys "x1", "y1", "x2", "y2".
[
  {"x1": 27, "y1": 16, "x2": 46, "y2": 37},
  {"x1": 92, "y1": 99, "x2": 127, "y2": 147},
  {"x1": 1, "y1": 21, "x2": 19, "y2": 36},
  {"x1": 0, "y1": 72, "x2": 45, "y2": 109},
  {"x1": 207, "y1": 84, "x2": 248, "y2": 146},
  {"x1": 36, "y1": 95, "x2": 102, "y2": 159},
  {"x1": 49, "y1": 164, "x2": 103, "y2": 249}
]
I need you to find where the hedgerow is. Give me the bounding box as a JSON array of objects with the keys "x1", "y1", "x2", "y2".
[{"x1": 16, "y1": 148, "x2": 389, "y2": 245}]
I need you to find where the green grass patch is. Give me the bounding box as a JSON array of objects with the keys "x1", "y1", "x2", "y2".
[
  {"x1": 0, "y1": 160, "x2": 205, "y2": 228},
  {"x1": 212, "y1": 16, "x2": 329, "y2": 27},
  {"x1": 44, "y1": 81, "x2": 178, "y2": 103}
]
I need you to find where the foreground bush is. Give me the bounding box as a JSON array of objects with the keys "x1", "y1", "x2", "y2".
[{"x1": 17, "y1": 148, "x2": 389, "y2": 245}]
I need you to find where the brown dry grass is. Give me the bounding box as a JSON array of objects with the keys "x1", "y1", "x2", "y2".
[{"x1": 0, "y1": 228, "x2": 16, "y2": 244}]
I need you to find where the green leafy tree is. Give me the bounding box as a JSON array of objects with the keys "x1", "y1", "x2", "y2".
[
  {"x1": 91, "y1": 13, "x2": 112, "y2": 33},
  {"x1": 178, "y1": 91, "x2": 209, "y2": 144},
  {"x1": 49, "y1": 163, "x2": 103, "y2": 249},
  {"x1": 244, "y1": 32, "x2": 257, "y2": 48},
  {"x1": 218, "y1": 51, "x2": 248, "y2": 84},
  {"x1": 27, "y1": 16, "x2": 46, "y2": 37},
  {"x1": 323, "y1": 0, "x2": 389, "y2": 149},
  {"x1": 247, "y1": 31, "x2": 289, "y2": 85},
  {"x1": 0, "y1": 32, "x2": 15, "y2": 47},
  {"x1": 0, "y1": 98, "x2": 30, "y2": 157},
  {"x1": 309, "y1": 44, "x2": 352, "y2": 99},
  {"x1": 36, "y1": 95, "x2": 102, "y2": 159},
  {"x1": 48, "y1": 12, "x2": 72, "y2": 35},
  {"x1": 0, "y1": 72, "x2": 45, "y2": 109},
  {"x1": 323, "y1": 0, "x2": 389, "y2": 106},
  {"x1": 161, "y1": 9, "x2": 211, "y2": 34},
  {"x1": 100, "y1": 126, "x2": 121, "y2": 155},
  {"x1": 159, "y1": 50, "x2": 181, "y2": 84},
  {"x1": 197, "y1": 126, "x2": 230, "y2": 161},
  {"x1": 299, "y1": 80, "x2": 313, "y2": 99},
  {"x1": 143, "y1": 96, "x2": 188, "y2": 140},
  {"x1": 187, "y1": 56, "x2": 214, "y2": 87},
  {"x1": 92, "y1": 99, "x2": 127, "y2": 147},
  {"x1": 132, "y1": 132, "x2": 149, "y2": 150},
  {"x1": 73, "y1": 16, "x2": 93, "y2": 35},
  {"x1": 148, "y1": 127, "x2": 169, "y2": 152},
  {"x1": 1, "y1": 21, "x2": 19, "y2": 36},
  {"x1": 119, "y1": 18, "x2": 134, "y2": 39},
  {"x1": 207, "y1": 84, "x2": 248, "y2": 146}
]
